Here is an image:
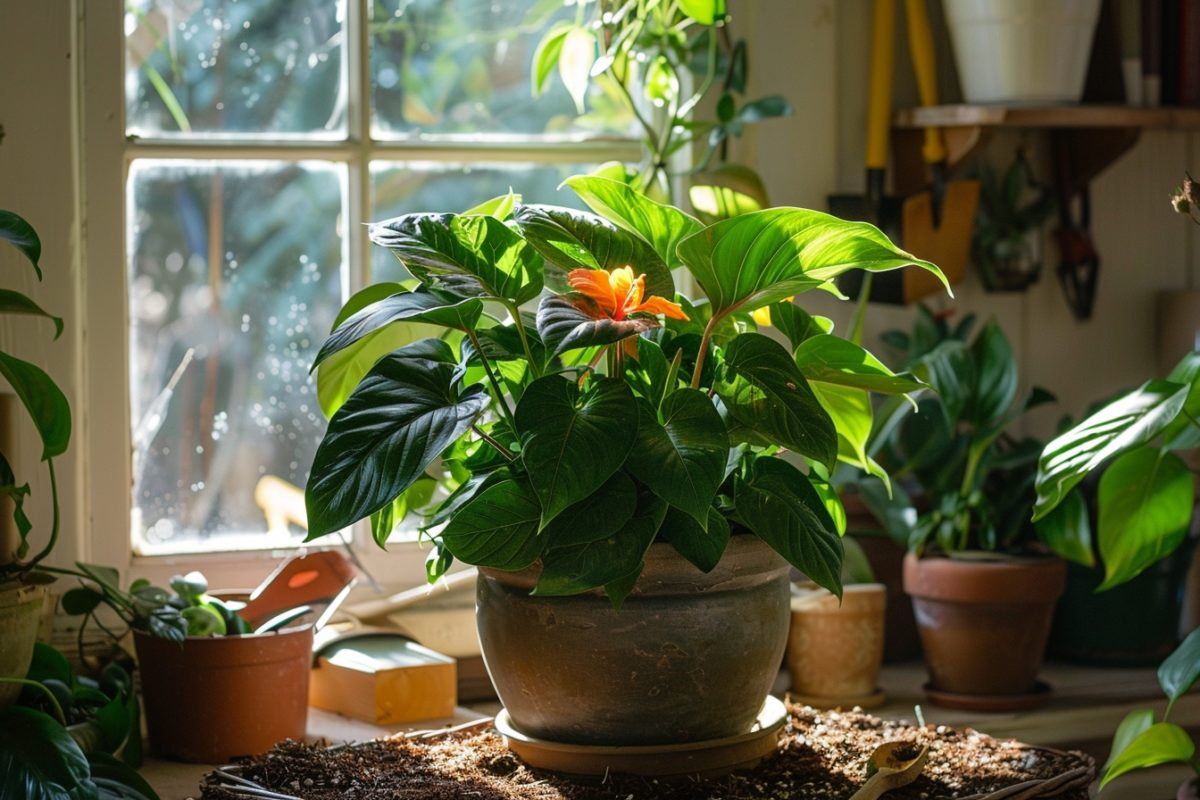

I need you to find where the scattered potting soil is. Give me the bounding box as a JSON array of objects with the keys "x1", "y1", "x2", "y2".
[{"x1": 200, "y1": 702, "x2": 1094, "y2": 800}]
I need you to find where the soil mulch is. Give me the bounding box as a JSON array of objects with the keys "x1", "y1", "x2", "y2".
[{"x1": 200, "y1": 701, "x2": 1095, "y2": 800}]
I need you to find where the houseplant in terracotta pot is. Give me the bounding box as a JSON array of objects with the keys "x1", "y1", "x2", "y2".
[
  {"x1": 0, "y1": 208, "x2": 71, "y2": 707},
  {"x1": 303, "y1": 174, "x2": 944, "y2": 755},
  {"x1": 876, "y1": 318, "x2": 1091, "y2": 710}
]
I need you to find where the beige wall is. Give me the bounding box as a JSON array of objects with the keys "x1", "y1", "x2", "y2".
[{"x1": 2, "y1": 0, "x2": 1199, "y2": 569}]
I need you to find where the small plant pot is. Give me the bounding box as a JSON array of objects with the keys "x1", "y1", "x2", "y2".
[
  {"x1": 1179, "y1": 777, "x2": 1200, "y2": 800},
  {"x1": 786, "y1": 583, "x2": 886, "y2": 708},
  {"x1": 0, "y1": 574, "x2": 53, "y2": 707},
  {"x1": 903, "y1": 553, "x2": 1065, "y2": 710},
  {"x1": 134, "y1": 625, "x2": 314, "y2": 763}
]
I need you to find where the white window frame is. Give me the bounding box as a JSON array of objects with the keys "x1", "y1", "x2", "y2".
[{"x1": 79, "y1": 0, "x2": 641, "y2": 590}]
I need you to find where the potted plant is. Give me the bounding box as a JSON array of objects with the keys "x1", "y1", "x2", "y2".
[
  {"x1": 62, "y1": 566, "x2": 313, "y2": 763},
  {"x1": 971, "y1": 151, "x2": 1056, "y2": 293},
  {"x1": 0, "y1": 208, "x2": 71, "y2": 707},
  {"x1": 303, "y1": 174, "x2": 944, "y2": 751},
  {"x1": 875, "y1": 318, "x2": 1090, "y2": 710}
]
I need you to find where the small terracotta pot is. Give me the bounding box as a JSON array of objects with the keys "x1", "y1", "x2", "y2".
[
  {"x1": 786, "y1": 583, "x2": 886, "y2": 706},
  {"x1": 477, "y1": 534, "x2": 791, "y2": 747},
  {"x1": 134, "y1": 625, "x2": 313, "y2": 763},
  {"x1": 903, "y1": 553, "x2": 1065, "y2": 698}
]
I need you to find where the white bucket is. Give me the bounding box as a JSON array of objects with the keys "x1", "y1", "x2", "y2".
[{"x1": 942, "y1": 0, "x2": 1102, "y2": 104}]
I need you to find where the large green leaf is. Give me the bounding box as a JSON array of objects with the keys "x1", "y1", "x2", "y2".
[
  {"x1": 561, "y1": 175, "x2": 703, "y2": 269},
  {"x1": 1162, "y1": 351, "x2": 1200, "y2": 449},
  {"x1": 678, "y1": 0, "x2": 727, "y2": 24},
  {"x1": 795, "y1": 334, "x2": 924, "y2": 394},
  {"x1": 0, "y1": 706, "x2": 90, "y2": 800},
  {"x1": 531, "y1": 22, "x2": 572, "y2": 95},
  {"x1": 0, "y1": 209, "x2": 42, "y2": 279},
  {"x1": 462, "y1": 191, "x2": 520, "y2": 220},
  {"x1": 368, "y1": 213, "x2": 543, "y2": 304},
  {"x1": 624, "y1": 390, "x2": 728, "y2": 525},
  {"x1": 439, "y1": 478, "x2": 546, "y2": 570},
  {"x1": 512, "y1": 204, "x2": 674, "y2": 300},
  {"x1": 1097, "y1": 447, "x2": 1193, "y2": 590},
  {"x1": 1159, "y1": 625, "x2": 1200, "y2": 708},
  {"x1": 913, "y1": 340, "x2": 974, "y2": 428},
  {"x1": 1105, "y1": 709, "x2": 1154, "y2": 771},
  {"x1": 87, "y1": 752, "x2": 160, "y2": 800},
  {"x1": 735, "y1": 457, "x2": 843, "y2": 597},
  {"x1": 714, "y1": 332, "x2": 837, "y2": 468},
  {"x1": 967, "y1": 320, "x2": 1018, "y2": 426},
  {"x1": 316, "y1": 323, "x2": 444, "y2": 418},
  {"x1": 1035, "y1": 380, "x2": 1189, "y2": 520},
  {"x1": 311, "y1": 289, "x2": 481, "y2": 370},
  {"x1": 675, "y1": 207, "x2": 944, "y2": 318},
  {"x1": 1100, "y1": 722, "x2": 1195, "y2": 789},
  {"x1": 765, "y1": 302, "x2": 830, "y2": 351},
  {"x1": 305, "y1": 355, "x2": 488, "y2": 538},
  {"x1": 810, "y1": 381, "x2": 881, "y2": 484},
  {"x1": 0, "y1": 290, "x2": 62, "y2": 339},
  {"x1": 534, "y1": 488, "x2": 666, "y2": 601},
  {"x1": 1033, "y1": 489, "x2": 1094, "y2": 567},
  {"x1": 540, "y1": 470, "x2": 638, "y2": 548},
  {"x1": 535, "y1": 295, "x2": 658, "y2": 357},
  {"x1": 660, "y1": 505, "x2": 730, "y2": 573},
  {"x1": 514, "y1": 375, "x2": 638, "y2": 527},
  {"x1": 0, "y1": 351, "x2": 70, "y2": 459}
]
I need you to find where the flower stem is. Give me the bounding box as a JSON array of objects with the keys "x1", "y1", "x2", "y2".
[
  {"x1": 691, "y1": 315, "x2": 721, "y2": 388},
  {"x1": 472, "y1": 425, "x2": 517, "y2": 462}
]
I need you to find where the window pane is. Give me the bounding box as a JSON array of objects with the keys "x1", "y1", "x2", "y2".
[
  {"x1": 128, "y1": 160, "x2": 346, "y2": 554},
  {"x1": 370, "y1": 0, "x2": 633, "y2": 139},
  {"x1": 125, "y1": 0, "x2": 346, "y2": 137},
  {"x1": 369, "y1": 160, "x2": 587, "y2": 281}
]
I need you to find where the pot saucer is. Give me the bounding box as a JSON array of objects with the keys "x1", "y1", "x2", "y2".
[
  {"x1": 922, "y1": 681, "x2": 1052, "y2": 712},
  {"x1": 788, "y1": 687, "x2": 886, "y2": 710},
  {"x1": 494, "y1": 695, "x2": 787, "y2": 779}
]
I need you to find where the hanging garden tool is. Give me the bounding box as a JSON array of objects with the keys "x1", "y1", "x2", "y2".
[{"x1": 830, "y1": 0, "x2": 978, "y2": 308}]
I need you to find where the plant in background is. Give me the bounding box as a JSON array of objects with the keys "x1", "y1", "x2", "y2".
[
  {"x1": 0, "y1": 642, "x2": 158, "y2": 800},
  {"x1": 971, "y1": 150, "x2": 1055, "y2": 293},
  {"x1": 532, "y1": 0, "x2": 791, "y2": 206},
  {"x1": 303, "y1": 173, "x2": 945, "y2": 605}
]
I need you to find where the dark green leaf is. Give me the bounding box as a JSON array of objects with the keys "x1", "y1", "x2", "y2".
[
  {"x1": 60, "y1": 589, "x2": 103, "y2": 617},
  {"x1": 1097, "y1": 447, "x2": 1193, "y2": 590},
  {"x1": 541, "y1": 471, "x2": 638, "y2": 548},
  {"x1": 534, "y1": 488, "x2": 666, "y2": 598},
  {"x1": 627, "y1": 337, "x2": 671, "y2": 407},
  {"x1": 146, "y1": 608, "x2": 187, "y2": 642},
  {"x1": 312, "y1": 290, "x2": 480, "y2": 370},
  {"x1": 734, "y1": 95, "x2": 793, "y2": 123},
  {"x1": 913, "y1": 340, "x2": 973, "y2": 428},
  {"x1": 660, "y1": 505, "x2": 730, "y2": 573},
  {"x1": 1033, "y1": 490, "x2": 1093, "y2": 567},
  {"x1": 603, "y1": 564, "x2": 644, "y2": 611},
  {"x1": 1159, "y1": 626, "x2": 1200, "y2": 707},
  {"x1": 968, "y1": 320, "x2": 1018, "y2": 426},
  {"x1": 0, "y1": 706, "x2": 91, "y2": 800},
  {"x1": 87, "y1": 753, "x2": 159, "y2": 800},
  {"x1": 305, "y1": 355, "x2": 488, "y2": 538},
  {"x1": 440, "y1": 478, "x2": 546, "y2": 570},
  {"x1": 1035, "y1": 380, "x2": 1190, "y2": 519},
  {"x1": 368, "y1": 213, "x2": 542, "y2": 304},
  {"x1": 512, "y1": 204, "x2": 674, "y2": 300},
  {"x1": 766, "y1": 302, "x2": 828, "y2": 351},
  {"x1": 0, "y1": 290, "x2": 62, "y2": 339},
  {"x1": 714, "y1": 333, "x2": 837, "y2": 469},
  {"x1": 561, "y1": 175, "x2": 702, "y2": 270},
  {"x1": 625, "y1": 390, "x2": 728, "y2": 524},
  {"x1": 675, "y1": 207, "x2": 944, "y2": 318},
  {"x1": 26, "y1": 643, "x2": 72, "y2": 685},
  {"x1": 0, "y1": 351, "x2": 70, "y2": 459},
  {"x1": 514, "y1": 376, "x2": 638, "y2": 527},
  {"x1": 795, "y1": 334, "x2": 924, "y2": 394},
  {"x1": 75, "y1": 564, "x2": 120, "y2": 595},
  {"x1": 0, "y1": 209, "x2": 42, "y2": 279},
  {"x1": 535, "y1": 295, "x2": 658, "y2": 356},
  {"x1": 735, "y1": 457, "x2": 843, "y2": 597},
  {"x1": 1100, "y1": 722, "x2": 1195, "y2": 789}
]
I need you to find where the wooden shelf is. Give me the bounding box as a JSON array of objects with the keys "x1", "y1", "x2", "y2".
[{"x1": 887, "y1": 104, "x2": 1200, "y2": 196}]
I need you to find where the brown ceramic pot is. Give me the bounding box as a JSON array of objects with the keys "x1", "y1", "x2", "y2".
[
  {"x1": 134, "y1": 624, "x2": 313, "y2": 763},
  {"x1": 476, "y1": 534, "x2": 791, "y2": 746},
  {"x1": 786, "y1": 583, "x2": 886, "y2": 705},
  {"x1": 903, "y1": 553, "x2": 1065, "y2": 697}
]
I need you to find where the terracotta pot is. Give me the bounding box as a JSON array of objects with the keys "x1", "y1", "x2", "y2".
[
  {"x1": 786, "y1": 583, "x2": 886, "y2": 705},
  {"x1": 134, "y1": 625, "x2": 313, "y2": 763},
  {"x1": 903, "y1": 553, "x2": 1065, "y2": 697},
  {"x1": 477, "y1": 534, "x2": 791, "y2": 746},
  {"x1": 0, "y1": 574, "x2": 53, "y2": 707}
]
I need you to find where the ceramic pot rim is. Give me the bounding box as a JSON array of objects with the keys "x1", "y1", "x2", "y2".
[{"x1": 902, "y1": 552, "x2": 1066, "y2": 604}]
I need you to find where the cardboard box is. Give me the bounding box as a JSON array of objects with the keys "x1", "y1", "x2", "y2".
[{"x1": 309, "y1": 634, "x2": 457, "y2": 725}]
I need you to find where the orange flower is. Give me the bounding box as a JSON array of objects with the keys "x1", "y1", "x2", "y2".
[{"x1": 567, "y1": 266, "x2": 688, "y2": 321}]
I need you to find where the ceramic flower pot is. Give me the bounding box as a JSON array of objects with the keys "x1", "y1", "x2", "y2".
[
  {"x1": 476, "y1": 534, "x2": 791, "y2": 746},
  {"x1": 0, "y1": 575, "x2": 53, "y2": 707},
  {"x1": 134, "y1": 624, "x2": 313, "y2": 763},
  {"x1": 786, "y1": 583, "x2": 886, "y2": 708},
  {"x1": 903, "y1": 553, "x2": 1065, "y2": 710}
]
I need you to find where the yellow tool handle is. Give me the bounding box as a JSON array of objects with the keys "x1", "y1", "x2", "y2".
[
  {"x1": 866, "y1": 0, "x2": 897, "y2": 172},
  {"x1": 904, "y1": 0, "x2": 947, "y2": 165}
]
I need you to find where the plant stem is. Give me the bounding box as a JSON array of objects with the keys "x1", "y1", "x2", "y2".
[
  {"x1": 849, "y1": 273, "x2": 874, "y2": 346},
  {"x1": 0, "y1": 678, "x2": 67, "y2": 724},
  {"x1": 691, "y1": 314, "x2": 721, "y2": 388},
  {"x1": 25, "y1": 458, "x2": 59, "y2": 571},
  {"x1": 472, "y1": 425, "x2": 517, "y2": 462},
  {"x1": 465, "y1": 329, "x2": 518, "y2": 433},
  {"x1": 500, "y1": 300, "x2": 540, "y2": 377}
]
